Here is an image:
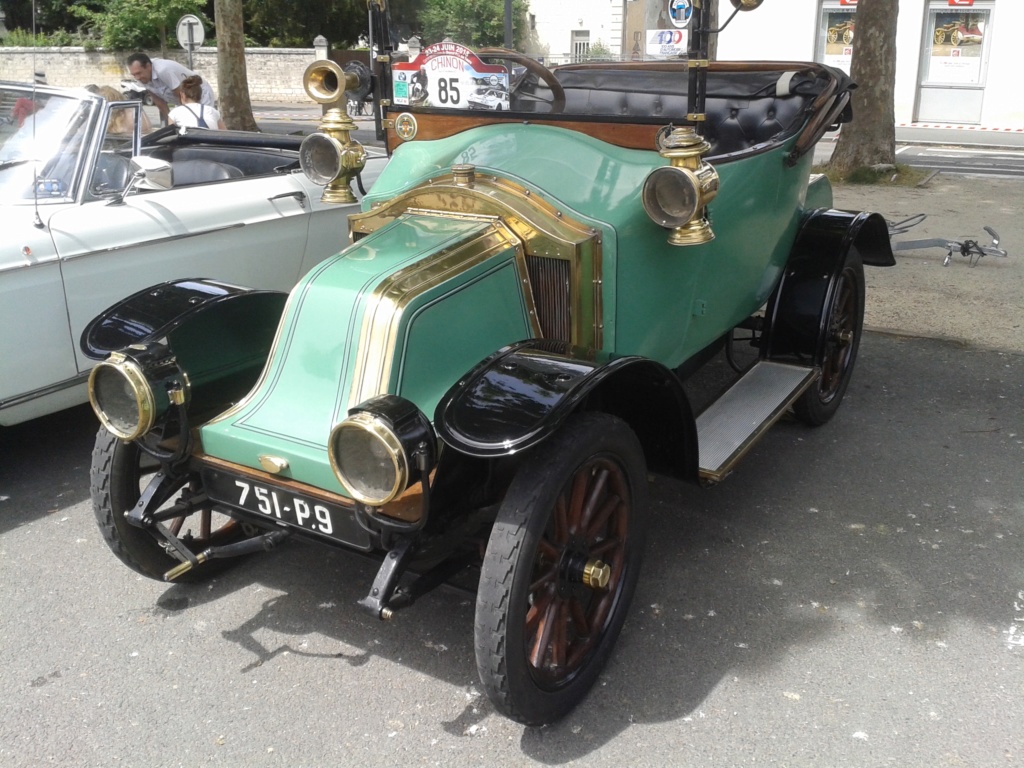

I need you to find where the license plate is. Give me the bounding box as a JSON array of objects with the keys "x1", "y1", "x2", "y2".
[{"x1": 202, "y1": 468, "x2": 371, "y2": 551}]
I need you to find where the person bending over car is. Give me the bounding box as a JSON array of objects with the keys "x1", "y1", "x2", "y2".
[{"x1": 126, "y1": 52, "x2": 215, "y2": 125}]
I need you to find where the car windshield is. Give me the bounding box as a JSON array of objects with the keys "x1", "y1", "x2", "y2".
[{"x1": 0, "y1": 87, "x2": 93, "y2": 203}]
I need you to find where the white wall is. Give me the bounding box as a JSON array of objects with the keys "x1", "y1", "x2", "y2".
[
  {"x1": 527, "y1": 0, "x2": 1022, "y2": 130},
  {"x1": 528, "y1": 0, "x2": 622, "y2": 63},
  {"x1": 708, "y1": 0, "x2": 1021, "y2": 129}
]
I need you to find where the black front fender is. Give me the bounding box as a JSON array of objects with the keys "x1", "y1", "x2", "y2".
[
  {"x1": 81, "y1": 278, "x2": 286, "y2": 361},
  {"x1": 434, "y1": 340, "x2": 698, "y2": 482},
  {"x1": 81, "y1": 279, "x2": 287, "y2": 428}
]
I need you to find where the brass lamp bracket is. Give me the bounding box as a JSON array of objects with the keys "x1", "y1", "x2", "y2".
[
  {"x1": 658, "y1": 126, "x2": 719, "y2": 246},
  {"x1": 303, "y1": 60, "x2": 367, "y2": 204}
]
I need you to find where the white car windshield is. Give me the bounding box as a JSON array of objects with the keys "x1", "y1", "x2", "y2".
[{"x1": 0, "y1": 88, "x2": 92, "y2": 203}]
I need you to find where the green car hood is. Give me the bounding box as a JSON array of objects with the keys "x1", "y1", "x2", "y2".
[{"x1": 199, "y1": 212, "x2": 535, "y2": 494}]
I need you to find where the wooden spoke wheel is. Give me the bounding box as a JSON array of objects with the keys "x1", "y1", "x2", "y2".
[{"x1": 475, "y1": 413, "x2": 647, "y2": 725}]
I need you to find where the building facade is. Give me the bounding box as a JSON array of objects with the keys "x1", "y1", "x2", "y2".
[{"x1": 527, "y1": 0, "x2": 1023, "y2": 142}]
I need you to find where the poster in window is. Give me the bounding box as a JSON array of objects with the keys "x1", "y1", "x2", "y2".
[
  {"x1": 926, "y1": 9, "x2": 988, "y2": 85},
  {"x1": 819, "y1": 10, "x2": 856, "y2": 73}
]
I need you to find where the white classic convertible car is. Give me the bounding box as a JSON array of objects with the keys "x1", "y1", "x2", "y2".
[{"x1": 1, "y1": 81, "x2": 370, "y2": 426}]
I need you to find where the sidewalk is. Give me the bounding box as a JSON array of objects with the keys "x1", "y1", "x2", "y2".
[
  {"x1": 832, "y1": 174, "x2": 1023, "y2": 353},
  {"x1": 896, "y1": 123, "x2": 1024, "y2": 149}
]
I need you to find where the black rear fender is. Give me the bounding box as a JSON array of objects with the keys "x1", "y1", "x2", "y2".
[{"x1": 763, "y1": 209, "x2": 892, "y2": 361}]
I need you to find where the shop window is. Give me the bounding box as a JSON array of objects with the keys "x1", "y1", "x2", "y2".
[
  {"x1": 917, "y1": 1, "x2": 993, "y2": 123},
  {"x1": 817, "y1": 2, "x2": 857, "y2": 74}
]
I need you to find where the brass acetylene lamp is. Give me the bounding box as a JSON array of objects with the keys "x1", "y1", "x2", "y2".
[
  {"x1": 299, "y1": 60, "x2": 367, "y2": 204},
  {"x1": 641, "y1": 125, "x2": 720, "y2": 246}
]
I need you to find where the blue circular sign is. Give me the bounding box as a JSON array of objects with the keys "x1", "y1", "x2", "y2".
[{"x1": 670, "y1": 0, "x2": 692, "y2": 29}]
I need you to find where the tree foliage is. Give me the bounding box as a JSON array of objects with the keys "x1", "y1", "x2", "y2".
[
  {"x1": 243, "y1": 0, "x2": 364, "y2": 48},
  {"x1": 1, "y1": 0, "x2": 426, "y2": 49},
  {"x1": 828, "y1": 0, "x2": 900, "y2": 176},
  {"x1": 0, "y1": 0, "x2": 99, "y2": 35},
  {"x1": 419, "y1": 0, "x2": 530, "y2": 48},
  {"x1": 71, "y1": 0, "x2": 207, "y2": 51}
]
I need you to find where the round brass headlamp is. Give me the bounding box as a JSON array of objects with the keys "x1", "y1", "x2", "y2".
[
  {"x1": 642, "y1": 165, "x2": 703, "y2": 229},
  {"x1": 329, "y1": 411, "x2": 409, "y2": 506},
  {"x1": 88, "y1": 354, "x2": 156, "y2": 441}
]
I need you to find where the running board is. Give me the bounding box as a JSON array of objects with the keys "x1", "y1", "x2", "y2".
[{"x1": 697, "y1": 361, "x2": 818, "y2": 483}]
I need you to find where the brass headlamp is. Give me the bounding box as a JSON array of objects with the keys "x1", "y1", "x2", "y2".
[{"x1": 299, "y1": 60, "x2": 367, "y2": 204}]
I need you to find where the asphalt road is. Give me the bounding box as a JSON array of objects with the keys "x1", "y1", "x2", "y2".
[
  {"x1": 1, "y1": 332, "x2": 1022, "y2": 767},
  {"x1": 895, "y1": 145, "x2": 1024, "y2": 178}
]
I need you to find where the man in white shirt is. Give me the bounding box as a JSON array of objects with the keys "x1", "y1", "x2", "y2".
[{"x1": 126, "y1": 53, "x2": 216, "y2": 124}]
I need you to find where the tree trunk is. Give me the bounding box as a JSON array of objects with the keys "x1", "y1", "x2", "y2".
[
  {"x1": 214, "y1": 0, "x2": 258, "y2": 132},
  {"x1": 828, "y1": 0, "x2": 899, "y2": 175}
]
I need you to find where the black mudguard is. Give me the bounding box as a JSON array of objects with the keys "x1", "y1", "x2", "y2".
[
  {"x1": 763, "y1": 209, "x2": 893, "y2": 362},
  {"x1": 434, "y1": 339, "x2": 699, "y2": 483},
  {"x1": 81, "y1": 278, "x2": 286, "y2": 362},
  {"x1": 80, "y1": 279, "x2": 287, "y2": 426}
]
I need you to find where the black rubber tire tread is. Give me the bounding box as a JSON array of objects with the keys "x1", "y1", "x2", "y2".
[
  {"x1": 474, "y1": 412, "x2": 648, "y2": 725},
  {"x1": 90, "y1": 427, "x2": 243, "y2": 582},
  {"x1": 793, "y1": 252, "x2": 865, "y2": 426}
]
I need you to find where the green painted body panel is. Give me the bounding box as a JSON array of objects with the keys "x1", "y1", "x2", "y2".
[
  {"x1": 368, "y1": 124, "x2": 815, "y2": 365},
  {"x1": 393, "y1": 260, "x2": 532, "y2": 404},
  {"x1": 806, "y1": 173, "x2": 835, "y2": 211},
  {"x1": 199, "y1": 214, "x2": 531, "y2": 494}
]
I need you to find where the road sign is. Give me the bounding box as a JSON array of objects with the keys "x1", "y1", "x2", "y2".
[{"x1": 176, "y1": 14, "x2": 205, "y2": 69}]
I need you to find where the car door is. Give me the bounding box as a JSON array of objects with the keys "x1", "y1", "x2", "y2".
[
  {"x1": 0, "y1": 204, "x2": 80, "y2": 424},
  {"x1": 49, "y1": 172, "x2": 318, "y2": 375}
]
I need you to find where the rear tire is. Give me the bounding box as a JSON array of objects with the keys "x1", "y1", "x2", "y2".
[
  {"x1": 793, "y1": 252, "x2": 864, "y2": 426},
  {"x1": 474, "y1": 413, "x2": 648, "y2": 725},
  {"x1": 90, "y1": 428, "x2": 248, "y2": 581}
]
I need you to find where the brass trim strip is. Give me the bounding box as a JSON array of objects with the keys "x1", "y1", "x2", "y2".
[
  {"x1": 349, "y1": 216, "x2": 536, "y2": 408},
  {"x1": 352, "y1": 169, "x2": 603, "y2": 349}
]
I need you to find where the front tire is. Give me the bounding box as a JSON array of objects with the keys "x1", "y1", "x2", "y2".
[
  {"x1": 793, "y1": 252, "x2": 865, "y2": 426},
  {"x1": 474, "y1": 413, "x2": 648, "y2": 725},
  {"x1": 90, "y1": 428, "x2": 248, "y2": 581}
]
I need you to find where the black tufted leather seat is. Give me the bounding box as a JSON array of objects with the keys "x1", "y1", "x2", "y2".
[{"x1": 547, "y1": 66, "x2": 842, "y2": 158}]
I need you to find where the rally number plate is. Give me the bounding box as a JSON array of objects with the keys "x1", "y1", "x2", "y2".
[{"x1": 202, "y1": 468, "x2": 371, "y2": 551}]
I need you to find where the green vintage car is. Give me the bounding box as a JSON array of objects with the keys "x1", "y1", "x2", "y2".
[{"x1": 83, "y1": 0, "x2": 893, "y2": 725}]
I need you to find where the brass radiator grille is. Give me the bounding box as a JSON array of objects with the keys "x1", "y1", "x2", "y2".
[{"x1": 527, "y1": 255, "x2": 572, "y2": 341}]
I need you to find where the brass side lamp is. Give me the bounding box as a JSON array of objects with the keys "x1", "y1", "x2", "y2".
[{"x1": 641, "y1": 126, "x2": 720, "y2": 246}]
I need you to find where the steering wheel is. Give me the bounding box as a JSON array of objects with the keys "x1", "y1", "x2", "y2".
[{"x1": 478, "y1": 48, "x2": 566, "y2": 114}]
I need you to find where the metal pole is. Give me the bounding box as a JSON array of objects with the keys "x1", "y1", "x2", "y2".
[
  {"x1": 504, "y1": 0, "x2": 512, "y2": 48},
  {"x1": 186, "y1": 21, "x2": 195, "y2": 70}
]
